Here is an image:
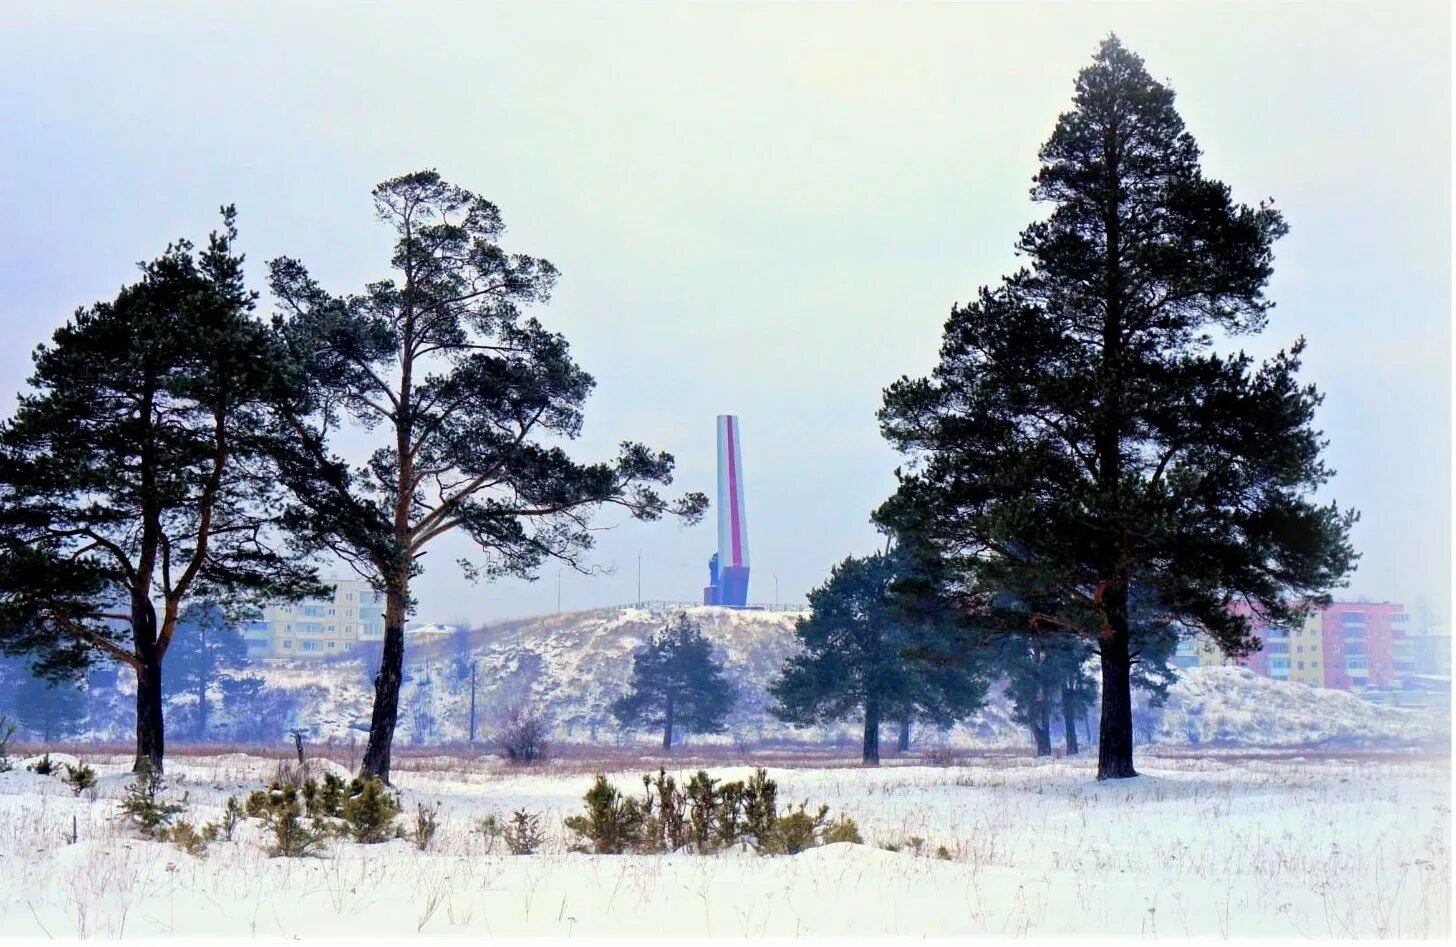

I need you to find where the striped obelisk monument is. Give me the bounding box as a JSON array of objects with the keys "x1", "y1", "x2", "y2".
[{"x1": 703, "y1": 414, "x2": 749, "y2": 607}]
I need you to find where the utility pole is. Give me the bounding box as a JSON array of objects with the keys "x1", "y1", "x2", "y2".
[
  {"x1": 774, "y1": 573, "x2": 779, "y2": 609},
  {"x1": 636, "y1": 551, "x2": 642, "y2": 605},
  {"x1": 468, "y1": 660, "x2": 477, "y2": 747}
]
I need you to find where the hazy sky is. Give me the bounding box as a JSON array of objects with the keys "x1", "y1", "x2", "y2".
[{"x1": 1, "y1": 2, "x2": 1449, "y2": 628}]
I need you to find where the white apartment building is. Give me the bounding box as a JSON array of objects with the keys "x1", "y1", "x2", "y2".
[{"x1": 242, "y1": 578, "x2": 387, "y2": 659}]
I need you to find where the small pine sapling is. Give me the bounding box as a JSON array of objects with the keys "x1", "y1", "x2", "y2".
[
  {"x1": 63, "y1": 762, "x2": 97, "y2": 797},
  {"x1": 740, "y1": 768, "x2": 779, "y2": 850},
  {"x1": 339, "y1": 777, "x2": 402, "y2": 843},
  {"x1": 220, "y1": 795, "x2": 245, "y2": 841},
  {"x1": 563, "y1": 774, "x2": 646, "y2": 854},
  {"x1": 162, "y1": 818, "x2": 218, "y2": 857},
  {"x1": 503, "y1": 809, "x2": 544, "y2": 855},
  {"x1": 413, "y1": 802, "x2": 440, "y2": 851},
  {"x1": 119, "y1": 759, "x2": 187, "y2": 839},
  {"x1": 476, "y1": 812, "x2": 504, "y2": 854},
  {"x1": 27, "y1": 753, "x2": 55, "y2": 776},
  {"x1": 643, "y1": 769, "x2": 688, "y2": 852},
  {"x1": 245, "y1": 783, "x2": 327, "y2": 857},
  {"x1": 821, "y1": 816, "x2": 864, "y2": 845},
  {"x1": 766, "y1": 803, "x2": 830, "y2": 855}
]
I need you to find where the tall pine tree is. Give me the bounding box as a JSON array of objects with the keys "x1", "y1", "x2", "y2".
[
  {"x1": 267, "y1": 171, "x2": 707, "y2": 783},
  {"x1": 878, "y1": 37, "x2": 1356, "y2": 779},
  {"x1": 0, "y1": 210, "x2": 319, "y2": 771},
  {"x1": 611, "y1": 614, "x2": 736, "y2": 750}
]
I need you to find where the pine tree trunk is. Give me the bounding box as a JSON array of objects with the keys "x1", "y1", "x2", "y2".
[
  {"x1": 1062, "y1": 688, "x2": 1080, "y2": 756},
  {"x1": 134, "y1": 655, "x2": 165, "y2": 773},
  {"x1": 132, "y1": 595, "x2": 165, "y2": 773},
  {"x1": 1032, "y1": 712, "x2": 1052, "y2": 756},
  {"x1": 360, "y1": 586, "x2": 408, "y2": 784},
  {"x1": 1097, "y1": 604, "x2": 1137, "y2": 779},
  {"x1": 862, "y1": 696, "x2": 881, "y2": 766},
  {"x1": 662, "y1": 696, "x2": 674, "y2": 751},
  {"x1": 898, "y1": 719, "x2": 911, "y2": 753}
]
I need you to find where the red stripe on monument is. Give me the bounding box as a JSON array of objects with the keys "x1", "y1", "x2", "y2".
[{"x1": 726, "y1": 416, "x2": 742, "y2": 567}]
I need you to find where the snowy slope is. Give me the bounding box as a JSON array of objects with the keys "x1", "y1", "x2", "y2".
[{"x1": 69, "y1": 604, "x2": 1445, "y2": 750}]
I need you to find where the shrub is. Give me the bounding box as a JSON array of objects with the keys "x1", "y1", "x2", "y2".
[
  {"x1": 302, "y1": 772, "x2": 347, "y2": 819},
  {"x1": 245, "y1": 783, "x2": 328, "y2": 858},
  {"x1": 563, "y1": 767, "x2": 857, "y2": 858},
  {"x1": 765, "y1": 803, "x2": 830, "y2": 855},
  {"x1": 739, "y1": 768, "x2": 779, "y2": 849},
  {"x1": 642, "y1": 769, "x2": 688, "y2": 853},
  {"x1": 564, "y1": 774, "x2": 647, "y2": 854},
  {"x1": 935, "y1": 844, "x2": 953, "y2": 861},
  {"x1": 220, "y1": 795, "x2": 245, "y2": 841},
  {"x1": 63, "y1": 762, "x2": 97, "y2": 796},
  {"x1": 821, "y1": 815, "x2": 864, "y2": 845},
  {"x1": 684, "y1": 770, "x2": 724, "y2": 851},
  {"x1": 503, "y1": 808, "x2": 544, "y2": 855},
  {"x1": 413, "y1": 802, "x2": 440, "y2": 851},
  {"x1": 27, "y1": 753, "x2": 55, "y2": 776},
  {"x1": 496, "y1": 705, "x2": 549, "y2": 764},
  {"x1": 160, "y1": 818, "x2": 217, "y2": 857},
  {"x1": 119, "y1": 760, "x2": 187, "y2": 839},
  {"x1": 476, "y1": 812, "x2": 504, "y2": 853},
  {"x1": 0, "y1": 715, "x2": 15, "y2": 773},
  {"x1": 339, "y1": 777, "x2": 401, "y2": 843}
]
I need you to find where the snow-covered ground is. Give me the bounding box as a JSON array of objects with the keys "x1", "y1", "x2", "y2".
[{"x1": 0, "y1": 749, "x2": 1447, "y2": 938}]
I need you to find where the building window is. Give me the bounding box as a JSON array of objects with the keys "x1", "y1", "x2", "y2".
[
  {"x1": 283, "y1": 640, "x2": 293, "y2": 649},
  {"x1": 1297, "y1": 661, "x2": 1305, "y2": 670},
  {"x1": 327, "y1": 641, "x2": 336, "y2": 649}
]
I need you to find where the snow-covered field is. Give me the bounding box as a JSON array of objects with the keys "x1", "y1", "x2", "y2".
[{"x1": 0, "y1": 748, "x2": 1448, "y2": 938}]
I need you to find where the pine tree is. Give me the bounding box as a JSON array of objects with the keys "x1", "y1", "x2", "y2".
[
  {"x1": 611, "y1": 614, "x2": 736, "y2": 750},
  {"x1": 266, "y1": 171, "x2": 707, "y2": 783},
  {"x1": 0, "y1": 655, "x2": 88, "y2": 743},
  {"x1": 769, "y1": 550, "x2": 989, "y2": 765},
  {"x1": 0, "y1": 209, "x2": 320, "y2": 771},
  {"x1": 877, "y1": 37, "x2": 1356, "y2": 779},
  {"x1": 164, "y1": 602, "x2": 251, "y2": 741}
]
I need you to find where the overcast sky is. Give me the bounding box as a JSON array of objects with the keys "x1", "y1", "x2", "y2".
[{"x1": 1, "y1": 2, "x2": 1449, "y2": 628}]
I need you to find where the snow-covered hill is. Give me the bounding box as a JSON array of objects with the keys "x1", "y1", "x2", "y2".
[{"x1": 72, "y1": 604, "x2": 1446, "y2": 751}]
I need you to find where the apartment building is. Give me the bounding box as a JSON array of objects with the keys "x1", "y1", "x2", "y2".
[
  {"x1": 1167, "y1": 600, "x2": 1447, "y2": 701},
  {"x1": 243, "y1": 578, "x2": 387, "y2": 659},
  {"x1": 1315, "y1": 601, "x2": 1405, "y2": 691}
]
